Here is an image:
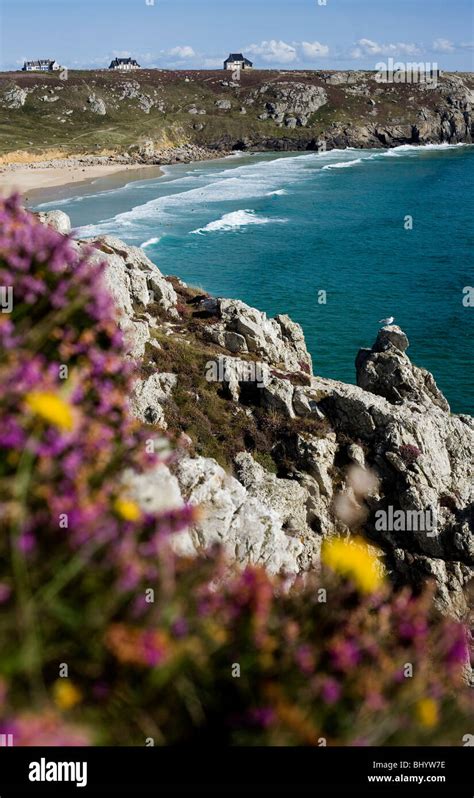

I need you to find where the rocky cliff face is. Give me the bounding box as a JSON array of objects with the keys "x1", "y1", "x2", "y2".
[
  {"x1": 2, "y1": 69, "x2": 473, "y2": 161},
  {"x1": 38, "y1": 210, "x2": 474, "y2": 624}
]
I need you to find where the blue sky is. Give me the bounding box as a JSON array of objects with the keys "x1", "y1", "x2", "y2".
[{"x1": 0, "y1": 0, "x2": 473, "y2": 71}]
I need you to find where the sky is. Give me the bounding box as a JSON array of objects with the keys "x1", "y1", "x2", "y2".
[{"x1": 0, "y1": 0, "x2": 473, "y2": 72}]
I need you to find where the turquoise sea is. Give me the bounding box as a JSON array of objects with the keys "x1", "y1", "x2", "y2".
[{"x1": 36, "y1": 144, "x2": 474, "y2": 414}]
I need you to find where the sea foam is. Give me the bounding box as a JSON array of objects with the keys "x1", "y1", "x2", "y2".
[
  {"x1": 140, "y1": 236, "x2": 161, "y2": 248},
  {"x1": 191, "y1": 209, "x2": 286, "y2": 234},
  {"x1": 322, "y1": 159, "x2": 363, "y2": 170}
]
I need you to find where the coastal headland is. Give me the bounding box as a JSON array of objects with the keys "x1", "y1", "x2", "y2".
[{"x1": 1, "y1": 68, "x2": 472, "y2": 194}]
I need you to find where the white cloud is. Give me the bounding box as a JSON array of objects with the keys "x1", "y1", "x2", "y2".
[
  {"x1": 432, "y1": 39, "x2": 473, "y2": 53},
  {"x1": 246, "y1": 39, "x2": 330, "y2": 65},
  {"x1": 300, "y1": 41, "x2": 330, "y2": 59},
  {"x1": 352, "y1": 38, "x2": 383, "y2": 56},
  {"x1": 247, "y1": 39, "x2": 298, "y2": 64},
  {"x1": 351, "y1": 38, "x2": 421, "y2": 59},
  {"x1": 169, "y1": 46, "x2": 196, "y2": 59},
  {"x1": 433, "y1": 38, "x2": 455, "y2": 53}
]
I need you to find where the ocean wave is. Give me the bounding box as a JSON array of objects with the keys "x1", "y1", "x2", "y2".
[
  {"x1": 383, "y1": 142, "x2": 468, "y2": 157},
  {"x1": 74, "y1": 143, "x2": 472, "y2": 239},
  {"x1": 141, "y1": 236, "x2": 161, "y2": 248},
  {"x1": 322, "y1": 159, "x2": 363, "y2": 170},
  {"x1": 74, "y1": 151, "x2": 365, "y2": 238},
  {"x1": 36, "y1": 193, "x2": 94, "y2": 209},
  {"x1": 191, "y1": 209, "x2": 286, "y2": 234},
  {"x1": 267, "y1": 189, "x2": 288, "y2": 196},
  {"x1": 36, "y1": 180, "x2": 154, "y2": 210},
  {"x1": 77, "y1": 165, "x2": 302, "y2": 236}
]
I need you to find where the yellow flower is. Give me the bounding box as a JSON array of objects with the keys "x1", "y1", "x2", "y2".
[
  {"x1": 204, "y1": 621, "x2": 227, "y2": 646},
  {"x1": 114, "y1": 497, "x2": 141, "y2": 522},
  {"x1": 416, "y1": 698, "x2": 439, "y2": 728},
  {"x1": 25, "y1": 391, "x2": 74, "y2": 432},
  {"x1": 322, "y1": 536, "x2": 384, "y2": 594},
  {"x1": 53, "y1": 680, "x2": 82, "y2": 710}
]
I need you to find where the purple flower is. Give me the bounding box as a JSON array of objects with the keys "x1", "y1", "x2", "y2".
[
  {"x1": 399, "y1": 619, "x2": 428, "y2": 641},
  {"x1": 247, "y1": 707, "x2": 276, "y2": 728},
  {"x1": 18, "y1": 532, "x2": 36, "y2": 554},
  {"x1": 142, "y1": 631, "x2": 165, "y2": 666},
  {"x1": 0, "y1": 583, "x2": 12, "y2": 603},
  {"x1": 330, "y1": 639, "x2": 360, "y2": 671},
  {"x1": 321, "y1": 678, "x2": 341, "y2": 705},
  {"x1": 446, "y1": 631, "x2": 469, "y2": 665},
  {"x1": 295, "y1": 644, "x2": 314, "y2": 675},
  {"x1": 171, "y1": 618, "x2": 189, "y2": 638}
]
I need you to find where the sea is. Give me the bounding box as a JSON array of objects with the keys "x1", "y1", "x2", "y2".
[{"x1": 34, "y1": 144, "x2": 474, "y2": 415}]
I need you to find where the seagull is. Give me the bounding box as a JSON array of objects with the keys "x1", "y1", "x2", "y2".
[{"x1": 379, "y1": 316, "x2": 395, "y2": 325}]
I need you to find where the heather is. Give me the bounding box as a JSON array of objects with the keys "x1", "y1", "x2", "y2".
[{"x1": 0, "y1": 194, "x2": 470, "y2": 746}]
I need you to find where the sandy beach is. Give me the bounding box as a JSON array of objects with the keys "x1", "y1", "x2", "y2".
[{"x1": 0, "y1": 162, "x2": 163, "y2": 203}]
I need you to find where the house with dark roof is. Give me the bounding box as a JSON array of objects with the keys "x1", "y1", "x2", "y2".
[
  {"x1": 22, "y1": 60, "x2": 61, "y2": 72},
  {"x1": 109, "y1": 57, "x2": 141, "y2": 71},
  {"x1": 223, "y1": 53, "x2": 253, "y2": 71}
]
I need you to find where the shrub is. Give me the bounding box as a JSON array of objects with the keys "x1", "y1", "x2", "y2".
[{"x1": 399, "y1": 444, "x2": 422, "y2": 465}]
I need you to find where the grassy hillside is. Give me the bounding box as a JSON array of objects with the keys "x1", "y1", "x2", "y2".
[{"x1": 0, "y1": 68, "x2": 473, "y2": 160}]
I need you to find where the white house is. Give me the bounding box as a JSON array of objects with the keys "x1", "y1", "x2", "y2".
[
  {"x1": 109, "y1": 57, "x2": 141, "y2": 71},
  {"x1": 223, "y1": 53, "x2": 253, "y2": 71},
  {"x1": 23, "y1": 60, "x2": 61, "y2": 72}
]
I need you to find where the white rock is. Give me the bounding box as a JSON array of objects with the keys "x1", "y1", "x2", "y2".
[
  {"x1": 173, "y1": 456, "x2": 305, "y2": 573},
  {"x1": 35, "y1": 210, "x2": 71, "y2": 235},
  {"x1": 131, "y1": 372, "x2": 177, "y2": 427}
]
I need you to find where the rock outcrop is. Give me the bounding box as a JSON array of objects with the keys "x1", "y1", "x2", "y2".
[
  {"x1": 1, "y1": 85, "x2": 27, "y2": 109},
  {"x1": 356, "y1": 325, "x2": 450, "y2": 411},
  {"x1": 34, "y1": 210, "x2": 71, "y2": 236},
  {"x1": 254, "y1": 82, "x2": 328, "y2": 127},
  {"x1": 78, "y1": 234, "x2": 178, "y2": 358},
  {"x1": 204, "y1": 298, "x2": 313, "y2": 374},
  {"x1": 87, "y1": 95, "x2": 106, "y2": 116},
  {"x1": 38, "y1": 213, "x2": 474, "y2": 624}
]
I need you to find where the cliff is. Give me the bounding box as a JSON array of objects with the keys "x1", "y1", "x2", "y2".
[
  {"x1": 2, "y1": 68, "x2": 474, "y2": 163},
  {"x1": 36, "y1": 210, "x2": 474, "y2": 628}
]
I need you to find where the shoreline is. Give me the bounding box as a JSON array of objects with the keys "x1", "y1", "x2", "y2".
[
  {"x1": 0, "y1": 162, "x2": 164, "y2": 204},
  {"x1": 0, "y1": 145, "x2": 232, "y2": 205},
  {"x1": 1, "y1": 141, "x2": 469, "y2": 206}
]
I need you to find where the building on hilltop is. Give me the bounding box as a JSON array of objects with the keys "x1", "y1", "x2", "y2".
[
  {"x1": 109, "y1": 57, "x2": 141, "y2": 71},
  {"x1": 22, "y1": 60, "x2": 61, "y2": 72},
  {"x1": 223, "y1": 53, "x2": 253, "y2": 71}
]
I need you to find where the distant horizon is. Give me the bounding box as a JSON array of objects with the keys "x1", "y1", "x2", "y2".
[{"x1": 0, "y1": 0, "x2": 473, "y2": 72}]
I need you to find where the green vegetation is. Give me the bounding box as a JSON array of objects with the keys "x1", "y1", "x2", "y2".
[
  {"x1": 2, "y1": 68, "x2": 472, "y2": 160},
  {"x1": 147, "y1": 330, "x2": 328, "y2": 474},
  {"x1": 145, "y1": 283, "x2": 330, "y2": 475}
]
